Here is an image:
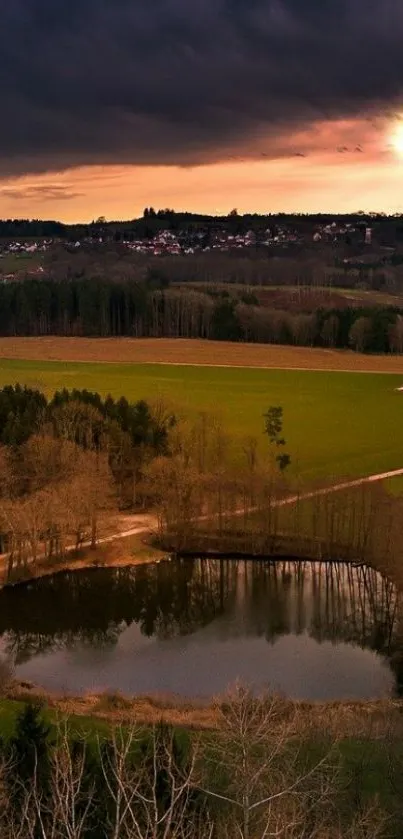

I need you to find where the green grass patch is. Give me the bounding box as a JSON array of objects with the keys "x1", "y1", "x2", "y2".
[
  {"x1": 0, "y1": 699, "x2": 24, "y2": 738},
  {"x1": 384, "y1": 474, "x2": 403, "y2": 496},
  {"x1": 0, "y1": 359, "x2": 402, "y2": 481},
  {"x1": 0, "y1": 698, "x2": 112, "y2": 743}
]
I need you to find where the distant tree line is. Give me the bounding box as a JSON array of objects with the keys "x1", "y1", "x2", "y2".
[
  {"x1": 1, "y1": 277, "x2": 403, "y2": 352},
  {"x1": 0, "y1": 219, "x2": 66, "y2": 238},
  {"x1": 2, "y1": 210, "x2": 403, "y2": 243}
]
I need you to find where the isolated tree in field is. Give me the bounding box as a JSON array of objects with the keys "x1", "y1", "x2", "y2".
[{"x1": 263, "y1": 406, "x2": 291, "y2": 471}]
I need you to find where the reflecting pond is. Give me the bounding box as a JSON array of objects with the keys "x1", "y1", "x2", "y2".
[{"x1": 0, "y1": 558, "x2": 402, "y2": 699}]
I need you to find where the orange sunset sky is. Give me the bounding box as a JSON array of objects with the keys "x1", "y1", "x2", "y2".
[{"x1": 2, "y1": 116, "x2": 403, "y2": 222}]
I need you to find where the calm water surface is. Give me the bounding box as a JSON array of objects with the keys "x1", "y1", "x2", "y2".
[{"x1": 0, "y1": 558, "x2": 402, "y2": 700}]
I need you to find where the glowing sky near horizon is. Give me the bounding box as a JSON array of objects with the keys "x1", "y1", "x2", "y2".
[{"x1": 1, "y1": 118, "x2": 403, "y2": 221}]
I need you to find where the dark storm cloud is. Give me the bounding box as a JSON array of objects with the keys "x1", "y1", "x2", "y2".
[{"x1": 1, "y1": 0, "x2": 403, "y2": 176}]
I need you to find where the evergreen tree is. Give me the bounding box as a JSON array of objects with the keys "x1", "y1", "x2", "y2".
[
  {"x1": 0, "y1": 385, "x2": 47, "y2": 446},
  {"x1": 10, "y1": 702, "x2": 50, "y2": 793}
]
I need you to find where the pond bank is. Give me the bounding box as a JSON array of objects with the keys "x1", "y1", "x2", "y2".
[
  {"x1": 161, "y1": 532, "x2": 382, "y2": 569},
  {"x1": 1, "y1": 530, "x2": 399, "y2": 591},
  {"x1": 4, "y1": 681, "x2": 403, "y2": 735},
  {"x1": 0, "y1": 534, "x2": 370, "y2": 592},
  {"x1": 0, "y1": 532, "x2": 166, "y2": 590},
  {"x1": 1, "y1": 519, "x2": 402, "y2": 593}
]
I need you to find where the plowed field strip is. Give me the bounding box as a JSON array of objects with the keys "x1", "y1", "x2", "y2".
[{"x1": 1, "y1": 337, "x2": 403, "y2": 373}]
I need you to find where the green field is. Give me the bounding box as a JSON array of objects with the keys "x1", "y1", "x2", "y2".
[{"x1": 0, "y1": 358, "x2": 402, "y2": 481}]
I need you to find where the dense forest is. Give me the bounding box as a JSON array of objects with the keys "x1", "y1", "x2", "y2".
[
  {"x1": 1, "y1": 275, "x2": 403, "y2": 352},
  {"x1": 0, "y1": 385, "x2": 176, "y2": 573}
]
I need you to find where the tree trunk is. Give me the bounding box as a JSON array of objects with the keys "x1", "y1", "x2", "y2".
[{"x1": 91, "y1": 512, "x2": 97, "y2": 549}]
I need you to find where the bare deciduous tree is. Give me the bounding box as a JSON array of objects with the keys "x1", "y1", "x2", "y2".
[
  {"x1": 199, "y1": 684, "x2": 340, "y2": 839},
  {"x1": 0, "y1": 707, "x2": 390, "y2": 839},
  {"x1": 98, "y1": 723, "x2": 211, "y2": 839}
]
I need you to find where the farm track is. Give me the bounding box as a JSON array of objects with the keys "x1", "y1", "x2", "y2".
[
  {"x1": 73, "y1": 465, "x2": 403, "y2": 548},
  {"x1": 0, "y1": 468, "x2": 403, "y2": 589},
  {"x1": 2, "y1": 465, "x2": 402, "y2": 588},
  {"x1": 2, "y1": 337, "x2": 403, "y2": 373}
]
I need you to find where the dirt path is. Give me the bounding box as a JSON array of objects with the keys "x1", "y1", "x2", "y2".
[
  {"x1": 272, "y1": 467, "x2": 403, "y2": 508},
  {"x1": 1, "y1": 467, "x2": 401, "y2": 588},
  {"x1": 69, "y1": 465, "x2": 403, "y2": 546},
  {"x1": 2, "y1": 337, "x2": 403, "y2": 373},
  {"x1": 197, "y1": 466, "x2": 403, "y2": 525}
]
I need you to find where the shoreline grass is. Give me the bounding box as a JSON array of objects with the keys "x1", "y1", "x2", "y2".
[{"x1": 2, "y1": 684, "x2": 402, "y2": 735}]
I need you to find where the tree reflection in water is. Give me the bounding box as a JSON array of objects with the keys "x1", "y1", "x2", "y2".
[{"x1": 0, "y1": 558, "x2": 401, "y2": 692}]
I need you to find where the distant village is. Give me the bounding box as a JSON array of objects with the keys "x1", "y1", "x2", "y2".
[{"x1": 0, "y1": 219, "x2": 379, "y2": 267}]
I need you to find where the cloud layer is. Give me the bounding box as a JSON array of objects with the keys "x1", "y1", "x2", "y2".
[{"x1": 1, "y1": 0, "x2": 403, "y2": 176}]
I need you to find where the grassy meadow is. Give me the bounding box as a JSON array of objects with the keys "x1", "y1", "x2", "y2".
[{"x1": 0, "y1": 357, "x2": 402, "y2": 482}]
